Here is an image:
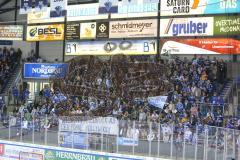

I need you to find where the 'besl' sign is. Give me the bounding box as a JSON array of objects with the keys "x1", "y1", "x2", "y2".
[
  {"x1": 26, "y1": 24, "x2": 64, "y2": 41},
  {"x1": 23, "y1": 63, "x2": 68, "y2": 79}
]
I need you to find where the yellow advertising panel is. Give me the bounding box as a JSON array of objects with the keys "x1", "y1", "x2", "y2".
[
  {"x1": 80, "y1": 22, "x2": 97, "y2": 39},
  {"x1": 26, "y1": 24, "x2": 64, "y2": 41}
]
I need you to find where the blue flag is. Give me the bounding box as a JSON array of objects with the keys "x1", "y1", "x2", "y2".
[
  {"x1": 20, "y1": 0, "x2": 32, "y2": 14},
  {"x1": 99, "y1": 0, "x2": 118, "y2": 14}
]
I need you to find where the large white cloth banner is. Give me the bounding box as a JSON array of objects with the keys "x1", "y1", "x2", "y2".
[{"x1": 59, "y1": 117, "x2": 119, "y2": 135}]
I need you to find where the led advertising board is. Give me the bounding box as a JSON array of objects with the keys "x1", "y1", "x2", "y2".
[{"x1": 65, "y1": 40, "x2": 157, "y2": 56}]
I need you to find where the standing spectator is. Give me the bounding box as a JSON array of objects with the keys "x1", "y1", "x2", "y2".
[
  {"x1": 22, "y1": 88, "x2": 30, "y2": 102},
  {"x1": 217, "y1": 59, "x2": 227, "y2": 84},
  {"x1": 12, "y1": 86, "x2": 19, "y2": 105}
]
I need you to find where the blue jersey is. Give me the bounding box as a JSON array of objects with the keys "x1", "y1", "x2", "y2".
[
  {"x1": 188, "y1": 96, "x2": 195, "y2": 104},
  {"x1": 44, "y1": 89, "x2": 51, "y2": 98},
  {"x1": 176, "y1": 102, "x2": 184, "y2": 111},
  {"x1": 23, "y1": 90, "x2": 30, "y2": 100},
  {"x1": 12, "y1": 88, "x2": 19, "y2": 97},
  {"x1": 211, "y1": 96, "x2": 218, "y2": 105}
]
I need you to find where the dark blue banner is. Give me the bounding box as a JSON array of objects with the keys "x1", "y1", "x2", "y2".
[
  {"x1": 23, "y1": 63, "x2": 68, "y2": 79},
  {"x1": 0, "y1": 41, "x2": 13, "y2": 45},
  {"x1": 35, "y1": 0, "x2": 48, "y2": 12},
  {"x1": 50, "y1": 0, "x2": 67, "y2": 17}
]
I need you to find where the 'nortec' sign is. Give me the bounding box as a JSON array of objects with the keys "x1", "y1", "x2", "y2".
[
  {"x1": 160, "y1": 17, "x2": 213, "y2": 37},
  {"x1": 23, "y1": 63, "x2": 68, "y2": 79}
]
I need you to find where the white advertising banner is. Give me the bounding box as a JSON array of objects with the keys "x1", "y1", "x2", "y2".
[
  {"x1": 0, "y1": 144, "x2": 44, "y2": 160},
  {"x1": 28, "y1": 8, "x2": 64, "y2": 24},
  {"x1": 111, "y1": 1, "x2": 158, "y2": 18},
  {"x1": 161, "y1": 0, "x2": 240, "y2": 16},
  {"x1": 28, "y1": 2, "x2": 157, "y2": 23},
  {"x1": 109, "y1": 19, "x2": 158, "y2": 38},
  {"x1": 59, "y1": 117, "x2": 119, "y2": 135},
  {"x1": 67, "y1": 3, "x2": 108, "y2": 21},
  {"x1": 0, "y1": 25, "x2": 23, "y2": 41},
  {"x1": 28, "y1": 4, "x2": 107, "y2": 24},
  {"x1": 160, "y1": 17, "x2": 214, "y2": 37},
  {"x1": 80, "y1": 22, "x2": 97, "y2": 39},
  {"x1": 65, "y1": 40, "x2": 157, "y2": 56},
  {"x1": 159, "y1": 39, "x2": 232, "y2": 55},
  {"x1": 0, "y1": 140, "x2": 160, "y2": 160}
]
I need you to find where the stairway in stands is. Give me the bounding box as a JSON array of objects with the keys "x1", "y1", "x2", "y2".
[
  {"x1": 1, "y1": 64, "x2": 22, "y2": 95},
  {"x1": 220, "y1": 79, "x2": 234, "y2": 102}
]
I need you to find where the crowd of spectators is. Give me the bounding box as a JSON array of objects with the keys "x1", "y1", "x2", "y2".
[
  {"x1": 4, "y1": 55, "x2": 240, "y2": 158},
  {"x1": 58, "y1": 55, "x2": 229, "y2": 127},
  {"x1": 9, "y1": 55, "x2": 236, "y2": 134}
]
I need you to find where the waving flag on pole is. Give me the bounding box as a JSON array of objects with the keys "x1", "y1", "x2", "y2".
[
  {"x1": 50, "y1": 0, "x2": 67, "y2": 17},
  {"x1": 35, "y1": 0, "x2": 48, "y2": 12},
  {"x1": 20, "y1": 0, "x2": 32, "y2": 14},
  {"x1": 148, "y1": 96, "x2": 168, "y2": 109}
]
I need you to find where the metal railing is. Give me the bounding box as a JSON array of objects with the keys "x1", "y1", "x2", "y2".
[{"x1": 0, "y1": 114, "x2": 239, "y2": 160}]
